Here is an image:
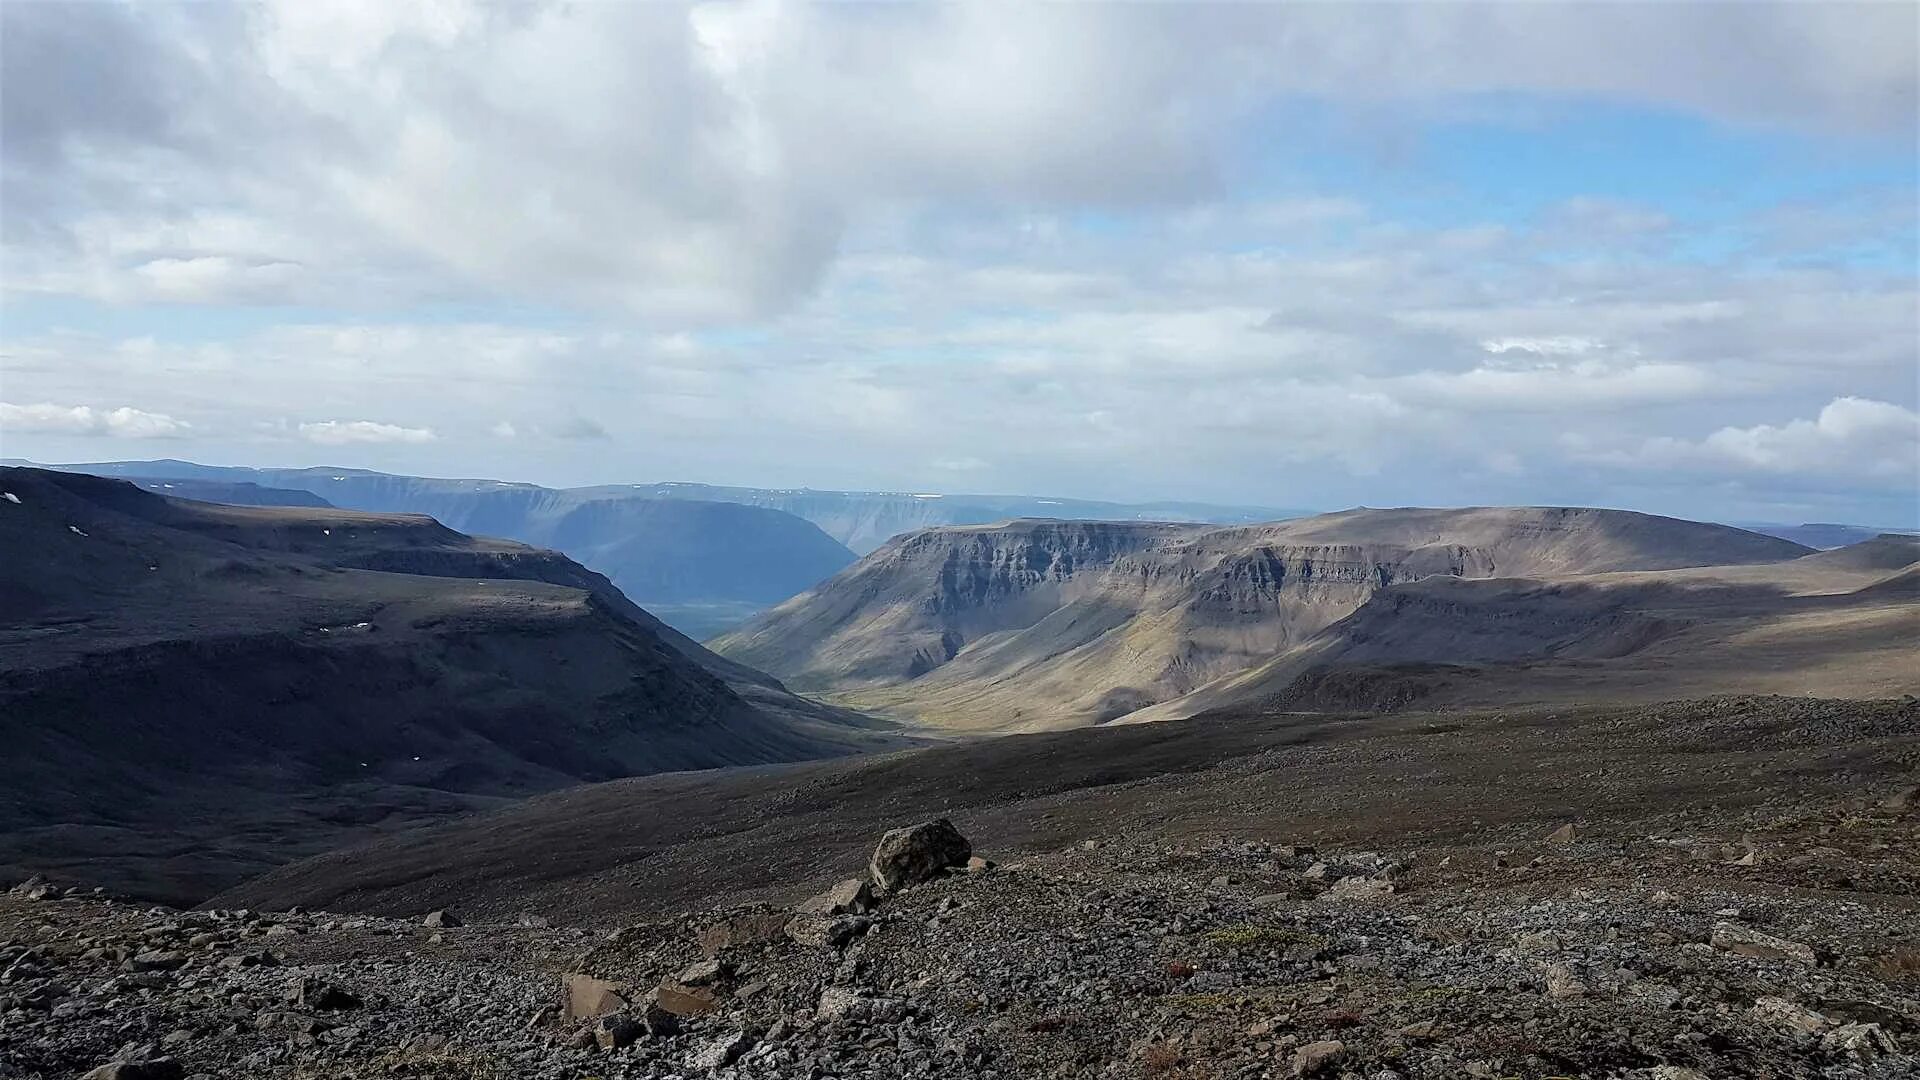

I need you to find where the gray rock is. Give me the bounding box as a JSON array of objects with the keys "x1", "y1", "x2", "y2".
[
  {"x1": 1712, "y1": 923, "x2": 1816, "y2": 965},
  {"x1": 796, "y1": 877, "x2": 874, "y2": 916},
  {"x1": 688, "y1": 1029, "x2": 753, "y2": 1070},
  {"x1": 869, "y1": 819, "x2": 971, "y2": 893}
]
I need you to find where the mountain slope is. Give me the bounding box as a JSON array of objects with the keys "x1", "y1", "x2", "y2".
[
  {"x1": 0, "y1": 467, "x2": 898, "y2": 903},
  {"x1": 713, "y1": 507, "x2": 1815, "y2": 729},
  {"x1": 17, "y1": 461, "x2": 858, "y2": 636},
  {"x1": 1133, "y1": 542, "x2": 1920, "y2": 720}
]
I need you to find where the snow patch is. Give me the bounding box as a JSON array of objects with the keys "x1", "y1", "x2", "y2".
[
  {"x1": 1, "y1": 492, "x2": 19, "y2": 505},
  {"x1": 68, "y1": 525, "x2": 87, "y2": 536}
]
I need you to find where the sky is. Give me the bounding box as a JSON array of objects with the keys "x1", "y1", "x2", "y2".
[{"x1": 1, "y1": 1, "x2": 1916, "y2": 526}]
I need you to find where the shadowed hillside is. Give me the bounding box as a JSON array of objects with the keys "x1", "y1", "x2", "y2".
[
  {"x1": 713, "y1": 507, "x2": 1818, "y2": 729},
  {"x1": 0, "y1": 467, "x2": 905, "y2": 903}
]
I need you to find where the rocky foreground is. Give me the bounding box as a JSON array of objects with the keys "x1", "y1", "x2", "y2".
[{"x1": 4, "y1": 785, "x2": 1917, "y2": 1080}]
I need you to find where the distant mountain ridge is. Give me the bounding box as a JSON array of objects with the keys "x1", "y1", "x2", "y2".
[
  {"x1": 0, "y1": 466, "x2": 901, "y2": 902},
  {"x1": 712, "y1": 506, "x2": 1826, "y2": 729},
  {"x1": 12, "y1": 459, "x2": 1304, "y2": 555},
  {"x1": 9, "y1": 460, "x2": 861, "y2": 637}
]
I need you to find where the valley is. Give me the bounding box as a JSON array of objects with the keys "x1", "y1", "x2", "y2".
[
  {"x1": 0, "y1": 467, "x2": 906, "y2": 904},
  {"x1": 0, "y1": 470, "x2": 1913, "y2": 1080},
  {"x1": 713, "y1": 507, "x2": 1915, "y2": 730}
]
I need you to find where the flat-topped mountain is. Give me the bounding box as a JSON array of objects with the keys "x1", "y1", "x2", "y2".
[
  {"x1": 712, "y1": 507, "x2": 1822, "y2": 729},
  {"x1": 0, "y1": 467, "x2": 899, "y2": 903}
]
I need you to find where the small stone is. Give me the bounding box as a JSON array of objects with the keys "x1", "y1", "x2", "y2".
[
  {"x1": 965, "y1": 855, "x2": 995, "y2": 873},
  {"x1": 1290, "y1": 1039, "x2": 1346, "y2": 1076},
  {"x1": 130, "y1": 950, "x2": 185, "y2": 971},
  {"x1": 1544, "y1": 963, "x2": 1587, "y2": 999},
  {"x1": 1514, "y1": 932, "x2": 1561, "y2": 957},
  {"x1": 677, "y1": 957, "x2": 730, "y2": 987},
  {"x1": 1546, "y1": 822, "x2": 1578, "y2": 845},
  {"x1": 816, "y1": 985, "x2": 906, "y2": 1024},
  {"x1": 1648, "y1": 1069, "x2": 1709, "y2": 1080},
  {"x1": 421, "y1": 909, "x2": 461, "y2": 929},
  {"x1": 1397, "y1": 1021, "x2": 1440, "y2": 1040}
]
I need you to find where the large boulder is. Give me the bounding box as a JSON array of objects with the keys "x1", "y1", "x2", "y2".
[
  {"x1": 564, "y1": 973, "x2": 628, "y2": 1020},
  {"x1": 869, "y1": 819, "x2": 971, "y2": 894}
]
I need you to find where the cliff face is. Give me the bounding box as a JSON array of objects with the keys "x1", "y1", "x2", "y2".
[{"x1": 712, "y1": 507, "x2": 1819, "y2": 730}]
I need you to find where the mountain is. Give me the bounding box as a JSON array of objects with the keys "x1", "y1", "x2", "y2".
[
  {"x1": 603, "y1": 481, "x2": 1305, "y2": 553},
  {"x1": 126, "y1": 477, "x2": 335, "y2": 508},
  {"x1": 19, "y1": 458, "x2": 1301, "y2": 557},
  {"x1": 0, "y1": 467, "x2": 902, "y2": 903},
  {"x1": 1129, "y1": 535, "x2": 1920, "y2": 720},
  {"x1": 13, "y1": 460, "x2": 859, "y2": 638},
  {"x1": 712, "y1": 507, "x2": 1821, "y2": 730},
  {"x1": 1736, "y1": 521, "x2": 1919, "y2": 549}
]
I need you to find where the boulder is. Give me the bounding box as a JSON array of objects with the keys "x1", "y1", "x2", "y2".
[
  {"x1": 816, "y1": 985, "x2": 906, "y2": 1024},
  {"x1": 688, "y1": 1030, "x2": 753, "y2": 1070},
  {"x1": 1712, "y1": 923, "x2": 1816, "y2": 965},
  {"x1": 564, "y1": 973, "x2": 628, "y2": 1020},
  {"x1": 1750, "y1": 996, "x2": 1828, "y2": 1035},
  {"x1": 869, "y1": 819, "x2": 971, "y2": 893},
  {"x1": 654, "y1": 981, "x2": 720, "y2": 1017},
  {"x1": 786, "y1": 913, "x2": 871, "y2": 949},
  {"x1": 1546, "y1": 823, "x2": 1578, "y2": 845},
  {"x1": 422, "y1": 909, "x2": 461, "y2": 929},
  {"x1": 1822, "y1": 1022, "x2": 1899, "y2": 1058},
  {"x1": 696, "y1": 911, "x2": 790, "y2": 955},
  {"x1": 1290, "y1": 1039, "x2": 1346, "y2": 1076},
  {"x1": 796, "y1": 878, "x2": 873, "y2": 916},
  {"x1": 640, "y1": 1002, "x2": 682, "y2": 1037},
  {"x1": 592, "y1": 1013, "x2": 642, "y2": 1050},
  {"x1": 292, "y1": 977, "x2": 361, "y2": 1011},
  {"x1": 1321, "y1": 877, "x2": 1394, "y2": 902}
]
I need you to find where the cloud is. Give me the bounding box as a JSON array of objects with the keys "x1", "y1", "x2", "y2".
[
  {"x1": 0, "y1": 401, "x2": 191, "y2": 438},
  {"x1": 1, "y1": 2, "x2": 1912, "y2": 318},
  {"x1": 1630, "y1": 397, "x2": 1919, "y2": 483},
  {"x1": 297, "y1": 419, "x2": 436, "y2": 445}
]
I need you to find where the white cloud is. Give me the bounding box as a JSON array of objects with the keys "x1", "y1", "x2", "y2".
[
  {"x1": 1633, "y1": 397, "x2": 1920, "y2": 482},
  {"x1": 0, "y1": 401, "x2": 191, "y2": 438},
  {"x1": 297, "y1": 419, "x2": 436, "y2": 445},
  {"x1": 1, "y1": 2, "x2": 1912, "y2": 317}
]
